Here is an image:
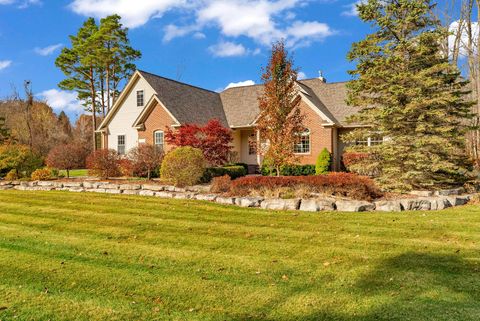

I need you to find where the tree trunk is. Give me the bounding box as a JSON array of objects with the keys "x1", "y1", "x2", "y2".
[{"x1": 90, "y1": 67, "x2": 98, "y2": 151}]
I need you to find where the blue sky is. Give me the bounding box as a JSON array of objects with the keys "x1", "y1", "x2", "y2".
[{"x1": 0, "y1": 0, "x2": 371, "y2": 120}]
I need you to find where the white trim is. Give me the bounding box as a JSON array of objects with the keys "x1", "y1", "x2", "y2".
[
  {"x1": 293, "y1": 128, "x2": 311, "y2": 155},
  {"x1": 298, "y1": 92, "x2": 336, "y2": 125}
]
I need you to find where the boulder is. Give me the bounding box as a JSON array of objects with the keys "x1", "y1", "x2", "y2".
[
  {"x1": 119, "y1": 184, "x2": 141, "y2": 190},
  {"x1": 336, "y1": 200, "x2": 375, "y2": 212},
  {"x1": 216, "y1": 197, "x2": 236, "y2": 205},
  {"x1": 435, "y1": 188, "x2": 465, "y2": 196},
  {"x1": 141, "y1": 184, "x2": 165, "y2": 191},
  {"x1": 37, "y1": 181, "x2": 54, "y2": 187},
  {"x1": 83, "y1": 182, "x2": 99, "y2": 189},
  {"x1": 0, "y1": 181, "x2": 12, "y2": 186},
  {"x1": 67, "y1": 188, "x2": 85, "y2": 193},
  {"x1": 122, "y1": 190, "x2": 139, "y2": 195},
  {"x1": 235, "y1": 197, "x2": 264, "y2": 208},
  {"x1": 186, "y1": 185, "x2": 211, "y2": 193},
  {"x1": 97, "y1": 183, "x2": 119, "y2": 190},
  {"x1": 429, "y1": 197, "x2": 452, "y2": 210},
  {"x1": 409, "y1": 190, "x2": 434, "y2": 197},
  {"x1": 446, "y1": 196, "x2": 470, "y2": 206},
  {"x1": 174, "y1": 193, "x2": 195, "y2": 200},
  {"x1": 0, "y1": 185, "x2": 13, "y2": 190},
  {"x1": 194, "y1": 194, "x2": 217, "y2": 202},
  {"x1": 52, "y1": 182, "x2": 64, "y2": 188},
  {"x1": 86, "y1": 188, "x2": 107, "y2": 193},
  {"x1": 105, "y1": 189, "x2": 122, "y2": 194},
  {"x1": 155, "y1": 191, "x2": 175, "y2": 198},
  {"x1": 374, "y1": 200, "x2": 403, "y2": 212},
  {"x1": 261, "y1": 198, "x2": 300, "y2": 211},
  {"x1": 299, "y1": 199, "x2": 335, "y2": 212},
  {"x1": 139, "y1": 190, "x2": 156, "y2": 196},
  {"x1": 13, "y1": 185, "x2": 28, "y2": 191},
  {"x1": 399, "y1": 198, "x2": 431, "y2": 211},
  {"x1": 63, "y1": 182, "x2": 83, "y2": 188}
]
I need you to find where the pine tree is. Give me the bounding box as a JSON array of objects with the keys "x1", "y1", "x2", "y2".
[
  {"x1": 344, "y1": 0, "x2": 475, "y2": 191},
  {"x1": 257, "y1": 41, "x2": 304, "y2": 176},
  {"x1": 0, "y1": 116, "x2": 9, "y2": 144}
]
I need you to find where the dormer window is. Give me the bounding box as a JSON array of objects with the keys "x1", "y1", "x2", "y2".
[{"x1": 137, "y1": 90, "x2": 144, "y2": 107}]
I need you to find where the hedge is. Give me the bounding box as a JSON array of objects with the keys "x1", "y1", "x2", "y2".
[
  {"x1": 201, "y1": 165, "x2": 247, "y2": 183},
  {"x1": 261, "y1": 164, "x2": 316, "y2": 176}
]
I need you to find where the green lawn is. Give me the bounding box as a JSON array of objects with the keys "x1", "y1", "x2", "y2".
[
  {"x1": 0, "y1": 191, "x2": 479, "y2": 321},
  {"x1": 60, "y1": 169, "x2": 89, "y2": 177}
]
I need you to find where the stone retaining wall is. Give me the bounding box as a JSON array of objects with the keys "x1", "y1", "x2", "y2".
[{"x1": 0, "y1": 180, "x2": 473, "y2": 212}]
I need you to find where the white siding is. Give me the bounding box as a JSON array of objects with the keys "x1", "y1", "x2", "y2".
[{"x1": 107, "y1": 77, "x2": 155, "y2": 153}]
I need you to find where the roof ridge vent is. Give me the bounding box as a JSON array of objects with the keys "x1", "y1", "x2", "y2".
[{"x1": 318, "y1": 70, "x2": 327, "y2": 83}]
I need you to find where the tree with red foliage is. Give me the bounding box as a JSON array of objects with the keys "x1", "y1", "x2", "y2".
[
  {"x1": 257, "y1": 40, "x2": 305, "y2": 176},
  {"x1": 165, "y1": 119, "x2": 232, "y2": 166},
  {"x1": 128, "y1": 144, "x2": 164, "y2": 179},
  {"x1": 46, "y1": 144, "x2": 87, "y2": 178}
]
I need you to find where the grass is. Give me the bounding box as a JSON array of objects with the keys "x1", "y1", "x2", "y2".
[
  {"x1": 0, "y1": 190, "x2": 479, "y2": 321},
  {"x1": 60, "y1": 169, "x2": 88, "y2": 177}
]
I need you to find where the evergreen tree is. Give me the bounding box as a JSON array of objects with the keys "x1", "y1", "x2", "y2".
[
  {"x1": 257, "y1": 40, "x2": 305, "y2": 176},
  {"x1": 344, "y1": 0, "x2": 474, "y2": 191},
  {"x1": 0, "y1": 116, "x2": 9, "y2": 144},
  {"x1": 56, "y1": 16, "x2": 140, "y2": 150}
]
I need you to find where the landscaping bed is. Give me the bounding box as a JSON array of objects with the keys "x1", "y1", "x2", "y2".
[{"x1": 0, "y1": 178, "x2": 473, "y2": 212}]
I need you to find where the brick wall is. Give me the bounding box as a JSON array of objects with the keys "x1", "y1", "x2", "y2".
[
  {"x1": 295, "y1": 100, "x2": 333, "y2": 165},
  {"x1": 137, "y1": 102, "x2": 176, "y2": 152}
]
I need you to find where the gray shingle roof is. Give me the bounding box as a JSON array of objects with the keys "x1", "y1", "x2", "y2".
[
  {"x1": 139, "y1": 70, "x2": 228, "y2": 126},
  {"x1": 138, "y1": 70, "x2": 357, "y2": 128}
]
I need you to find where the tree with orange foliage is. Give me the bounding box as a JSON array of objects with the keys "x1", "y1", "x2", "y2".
[{"x1": 257, "y1": 40, "x2": 304, "y2": 176}]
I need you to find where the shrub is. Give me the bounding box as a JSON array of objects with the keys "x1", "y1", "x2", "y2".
[
  {"x1": 118, "y1": 158, "x2": 134, "y2": 177},
  {"x1": 210, "y1": 175, "x2": 232, "y2": 193},
  {"x1": 342, "y1": 152, "x2": 380, "y2": 177},
  {"x1": 31, "y1": 168, "x2": 52, "y2": 181},
  {"x1": 316, "y1": 148, "x2": 331, "y2": 175},
  {"x1": 201, "y1": 165, "x2": 247, "y2": 183},
  {"x1": 230, "y1": 172, "x2": 382, "y2": 201},
  {"x1": 262, "y1": 163, "x2": 315, "y2": 176},
  {"x1": 128, "y1": 144, "x2": 163, "y2": 179},
  {"x1": 5, "y1": 169, "x2": 18, "y2": 181},
  {"x1": 160, "y1": 147, "x2": 206, "y2": 187},
  {"x1": 46, "y1": 144, "x2": 87, "y2": 178},
  {"x1": 165, "y1": 119, "x2": 233, "y2": 166},
  {"x1": 0, "y1": 144, "x2": 43, "y2": 178},
  {"x1": 86, "y1": 149, "x2": 121, "y2": 179}
]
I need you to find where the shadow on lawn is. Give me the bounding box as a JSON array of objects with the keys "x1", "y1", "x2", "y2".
[{"x1": 231, "y1": 252, "x2": 480, "y2": 321}]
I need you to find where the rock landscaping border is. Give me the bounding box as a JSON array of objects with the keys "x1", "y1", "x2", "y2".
[{"x1": 0, "y1": 180, "x2": 473, "y2": 212}]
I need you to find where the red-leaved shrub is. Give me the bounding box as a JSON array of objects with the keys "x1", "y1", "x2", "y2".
[
  {"x1": 230, "y1": 172, "x2": 381, "y2": 200},
  {"x1": 210, "y1": 175, "x2": 232, "y2": 193},
  {"x1": 128, "y1": 144, "x2": 163, "y2": 179},
  {"x1": 86, "y1": 149, "x2": 121, "y2": 179},
  {"x1": 118, "y1": 158, "x2": 134, "y2": 177},
  {"x1": 165, "y1": 119, "x2": 232, "y2": 166}
]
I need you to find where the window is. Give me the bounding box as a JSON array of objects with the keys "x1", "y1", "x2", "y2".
[
  {"x1": 154, "y1": 131, "x2": 164, "y2": 151},
  {"x1": 137, "y1": 90, "x2": 144, "y2": 107},
  {"x1": 117, "y1": 135, "x2": 126, "y2": 155},
  {"x1": 294, "y1": 129, "x2": 310, "y2": 154},
  {"x1": 355, "y1": 135, "x2": 384, "y2": 147},
  {"x1": 248, "y1": 133, "x2": 257, "y2": 155}
]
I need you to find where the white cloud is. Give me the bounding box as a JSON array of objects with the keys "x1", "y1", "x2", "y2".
[
  {"x1": 0, "y1": 60, "x2": 12, "y2": 70},
  {"x1": 225, "y1": 80, "x2": 255, "y2": 90},
  {"x1": 69, "y1": 0, "x2": 335, "y2": 49},
  {"x1": 209, "y1": 41, "x2": 248, "y2": 57},
  {"x1": 34, "y1": 43, "x2": 63, "y2": 56},
  {"x1": 37, "y1": 89, "x2": 84, "y2": 112},
  {"x1": 0, "y1": 0, "x2": 42, "y2": 8},
  {"x1": 70, "y1": 0, "x2": 186, "y2": 28},
  {"x1": 193, "y1": 32, "x2": 206, "y2": 39},
  {"x1": 298, "y1": 71, "x2": 306, "y2": 80},
  {"x1": 342, "y1": 0, "x2": 366, "y2": 17}
]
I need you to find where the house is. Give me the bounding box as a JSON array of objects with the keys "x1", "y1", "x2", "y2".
[{"x1": 97, "y1": 70, "x2": 361, "y2": 171}]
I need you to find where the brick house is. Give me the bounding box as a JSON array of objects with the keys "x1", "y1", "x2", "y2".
[{"x1": 97, "y1": 70, "x2": 361, "y2": 171}]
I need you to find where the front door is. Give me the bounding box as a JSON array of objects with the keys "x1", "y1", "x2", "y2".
[{"x1": 240, "y1": 130, "x2": 258, "y2": 165}]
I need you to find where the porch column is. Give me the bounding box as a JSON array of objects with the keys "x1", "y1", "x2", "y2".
[{"x1": 256, "y1": 129, "x2": 262, "y2": 165}]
